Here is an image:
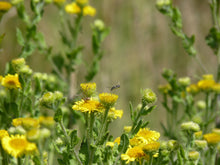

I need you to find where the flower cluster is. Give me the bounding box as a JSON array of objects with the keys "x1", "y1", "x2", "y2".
[
  {"x1": 121, "y1": 128, "x2": 160, "y2": 164},
  {"x1": 65, "y1": 0, "x2": 96, "y2": 16}
]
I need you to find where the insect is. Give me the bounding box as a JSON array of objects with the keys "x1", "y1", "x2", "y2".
[{"x1": 110, "y1": 84, "x2": 120, "y2": 91}]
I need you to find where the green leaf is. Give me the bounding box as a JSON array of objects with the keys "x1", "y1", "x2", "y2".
[
  {"x1": 54, "y1": 108, "x2": 63, "y2": 122},
  {"x1": 70, "y1": 130, "x2": 80, "y2": 147},
  {"x1": 79, "y1": 140, "x2": 89, "y2": 164},
  {"x1": 206, "y1": 27, "x2": 220, "y2": 54},
  {"x1": 129, "y1": 102, "x2": 134, "y2": 121},
  {"x1": 33, "y1": 156, "x2": 41, "y2": 165},
  {"x1": 132, "y1": 120, "x2": 142, "y2": 135},
  {"x1": 16, "y1": 28, "x2": 25, "y2": 46},
  {"x1": 52, "y1": 54, "x2": 65, "y2": 72},
  {"x1": 118, "y1": 134, "x2": 129, "y2": 153}
]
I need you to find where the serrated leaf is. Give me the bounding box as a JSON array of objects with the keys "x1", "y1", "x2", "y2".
[
  {"x1": 54, "y1": 108, "x2": 63, "y2": 122},
  {"x1": 118, "y1": 134, "x2": 129, "y2": 153},
  {"x1": 206, "y1": 27, "x2": 220, "y2": 54},
  {"x1": 70, "y1": 130, "x2": 80, "y2": 147}
]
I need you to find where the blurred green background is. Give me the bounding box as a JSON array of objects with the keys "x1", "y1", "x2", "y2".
[{"x1": 0, "y1": 0, "x2": 217, "y2": 137}]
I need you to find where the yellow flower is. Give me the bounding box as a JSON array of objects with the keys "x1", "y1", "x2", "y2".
[
  {"x1": 1, "y1": 135, "x2": 37, "y2": 158},
  {"x1": 197, "y1": 79, "x2": 215, "y2": 91},
  {"x1": 188, "y1": 151, "x2": 200, "y2": 161},
  {"x1": 194, "y1": 131, "x2": 203, "y2": 139},
  {"x1": 83, "y1": 5, "x2": 96, "y2": 16},
  {"x1": 124, "y1": 126, "x2": 132, "y2": 133},
  {"x1": 53, "y1": 0, "x2": 66, "y2": 4},
  {"x1": 99, "y1": 93, "x2": 118, "y2": 107},
  {"x1": 0, "y1": 2, "x2": 12, "y2": 11},
  {"x1": 141, "y1": 141, "x2": 160, "y2": 153},
  {"x1": 106, "y1": 142, "x2": 114, "y2": 148},
  {"x1": 1, "y1": 74, "x2": 21, "y2": 89},
  {"x1": 203, "y1": 133, "x2": 220, "y2": 145},
  {"x1": 21, "y1": 118, "x2": 39, "y2": 130},
  {"x1": 212, "y1": 83, "x2": 220, "y2": 93},
  {"x1": 26, "y1": 129, "x2": 41, "y2": 142},
  {"x1": 39, "y1": 116, "x2": 55, "y2": 129},
  {"x1": 12, "y1": 118, "x2": 23, "y2": 127},
  {"x1": 0, "y1": 130, "x2": 9, "y2": 140},
  {"x1": 108, "y1": 107, "x2": 123, "y2": 119},
  {"x1": 114, "y1": 137, "x2": 121, "y2": 144},
  {"x1": 136, "y1": 128, "x2": 160, "y2": 144},
  {"x1": 121, "y1": 146, "x2": 148, "y2": 164},
  {"x1": 80, "y1": 82, "x2": 96, "y2": 97},
  {"x1": 186, "y1": 84, "x2": 199, "y2": 94},
  {"x1": 65, "y1": 2, "x2": 81, "y2": 14},
  {"x1": 158, "y1": 84, "x2": 171, "y2": 94},
  {"x1": 72, "y1": 99, "x2": 103, "y2": 113},
  {"x1": 202, "y1": 74, "x2": 214, "y2": 80},
  {"x1": 76, "y1": 0, "x2": 88, "y2": 5}
]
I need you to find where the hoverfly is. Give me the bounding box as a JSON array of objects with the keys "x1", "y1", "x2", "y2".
[{"x1": 110, "y1": 84, "x2": 120, "y2": 91}]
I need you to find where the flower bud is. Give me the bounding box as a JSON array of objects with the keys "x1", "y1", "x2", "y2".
[
  {"x1": 178, "y1": 77, "x2": 191, "y2": 86},
  {"x1": 40, "y1": 92, "x2": 55, "y2": 107},
  {"x1": 196, "y1": 100, "x2": 206, "y2": 110},
  {"x1": 54, "y1": 91, "x2": 64, "y2": 100},
  {"x1": 194, "y1": 140, "x2": 207, "y2": 150},
  {"x1": 167, "y1": 140, "x2": 178, "y2": 151},
  {"x1": 11, "y1": 58, "x2": 26, "y2": 71},
  {"x1": 55, "y1": 137, "x2": 64, "y2": 146},
  {"x1": 188, "y1": 151, "x2": 200, "y2": 161},
  {"x1": 212, "y1": 128, "x2": 220, "y2": 135},
  {"x1": 40, "y1": 128, "x2": 51, "y2": 139},
  {"x1": 202, "y1": 74, "x2": 214, "y2": 80},
  {"x1": 156, "y1": 0, "x2": 171, "y2": 7},
  {"x1": 192, "y1": 116, "x2": 202, "y2": 125},
  {"x1": 94, "y1": 19, "x2": 105, "y2": 31},
  {"x1": 27, "y1": 129, "x2": 41, "y2": 142},
  {"x1": 181, "y1": 121, "x2": 200, "y2": 132},
  {"x1": 141, "y1": 88, "x2": 157, "y2": 105},
  {"x1": 80, "y1": 82, "x2": 96, "y2": 97},
  {"x1": 194, "y1": 131, "x2": 203, "y2": 140},
  {"x1": 123, "y1": 126, "x2": 132, "y2": 133}
]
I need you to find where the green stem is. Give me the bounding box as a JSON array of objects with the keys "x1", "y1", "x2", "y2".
[
  {"x1": 0, "y1": 145, "x2": 8, "y2": 165},
  {"x1": 149, "y1": 154, "x2": 153, "y2": 165},
  {"x1": 17, "y1": 157, "x2": 22, "y2": 165},
  {"x1": 88, "y1": 112, "x2": 95, "y2": 165}
]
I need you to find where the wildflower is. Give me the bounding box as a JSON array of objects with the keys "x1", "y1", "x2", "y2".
[
  {"x1": 181, "y1": 121, "x2": 200, "y2": 132},
  {"x1": 196, "y1": 100, "x2": 206, "y2": 110},
  {"x1": 202, "y1": 74, "x2": 214, "y2": 80},
  {"x1": 186, "y1": 84, "x2": 199, "y2": 94},
  {"x1": 194, "y1": 140, "x2": 207, "y2": 150},
  {"x1": 158, "y1": 84, "x2": 171, "y2": 94},
  {"x1": 53, "y1": 0, "x2": 65, "y2": 4},
  {"x1": 1, "y1": 74, "x2": 21, "y2": 89},
  {"x1": 141, "y1": 141, "x2": 160, "y2": 153},
  {"x1": 65, "y1": 2, "x2": 81, "y2": 14},
  {"x1": 212, "y1": 128, "x2": 220, "y2": 135},
  {"x1": 106, "y1": 142, "x2": 114, "y2": 148},
  {"x1": 188, "y1": 151, "x2": 200, "y2": 161},
  {"x1": 121, "y1": 146, "x2": 148, "y2": 164},
  {"x1": 72, "y1": 99, "x2": 103, "y2": 113},
  {"x1": 167, "y1": 140, "x2": 179, "y2": 151},
  {"x1": 141, "y1": 88, "x2": 157, "y2": 105},
  {"x1": 40, "y1": 92, "x2": 55, "y2": 107},
  {"x1": 39, "y1": 116, "x2": 55, "y2": 129},
  {"x1": 156, "y1": 0, "x2": 171, "y2": 7},
  {"x1": 83, "y1": 5, "x2": 96, "y2": 16},
  {"x1": 1, "y1": 135, "x2": 37, "y2": 158},
  {"x1": 99, "y1": 93, "x2": 118, "y2": 107},
  {"x1": 54, "y1": 91, "x2": 64, "y2": 100},
  {"x1": 0, "y1": 130, "x2": 9, "y2": 140},
  {"x1": 21, "y1": 118, "x2": 39, "y2": 130},
  {"x1": 80, "y1": 82, "x2": 96, "y2": 97},
  {"x1": 108, "y1": 107, "x2": 123, "y2": 119},
  {"x1": 76, "y1": 0, "x2": 88, "y2": 5},
  {"x1": 106, "y1": 137, "x2": 120, "y2": 147},
  {"x1": 94, "y1": 19, "x2": 105, "y2": 31},
  {"x1": 160, "y1": 141, "x2": 168, "y2": 150},
  {"x1": 212, "y1": 83, "x2": 220, "y2": 93},
  {"x1": 0, "y1": 2, "x2": 12, "y2": 12},
  {"x1": 136, "y1": 128, "x2": 160, "y2": 144},
  {"x1": 124, "y1": 126, "x2": 132, "y2": 133},
  {"x1": 40, "y1": 128, "x2": 51, "y2": 139},
  {"x1": 194, "y1": 131, "x2": 203, "y2": 139},
  {"x1": 203, "y1": 133, "x2": 220, "y2": 145},
  {"x1": 197, "y1": 79, "x2": 215, "y2": 91},
  {"x1": 12, "y1": 118, "x2": 23, "y2": 127},
  {"x1": 11, "y1": 58, "x2": 25, "y2": 71},
  {"x1": 130, "y1": 128, "x2": 160, "y2": 146},
  {"x1": 114, "y1": 137, "x2": 121, "y2": 144},
  {"x1": 178, "y1": 77, "x2": 191, "y2": 86},
  {"x1": 26, "y1": 129, "x2": 41, "y2": 142}
]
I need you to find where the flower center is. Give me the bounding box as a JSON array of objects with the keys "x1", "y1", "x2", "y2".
[{"x1": 9, "y1": 138, "x2": 28, "y2": 150}]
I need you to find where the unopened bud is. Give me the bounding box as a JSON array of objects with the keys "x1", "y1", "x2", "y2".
[
  {"x1": 181, "y1": 121, "x2": 200, "y2": 132},
  {"x1": 194, "y1": 140, "x2": 207, "y2": 150},
  {"x1": 178, "y1": 77, "x2": 191, "y2": 86},
  {"x1": 142, "y1": 88, "x2": 157, "y2": 105},
  {"x1": 188, "y1": 151, "x2": 200, "y2": 161}
]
